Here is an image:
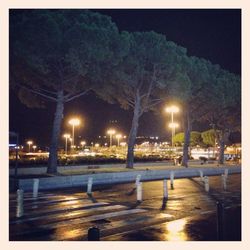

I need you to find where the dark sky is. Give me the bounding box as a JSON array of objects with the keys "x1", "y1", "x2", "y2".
[{"x1": 9, "y1": 9, "x2": 241, "y2": 147}]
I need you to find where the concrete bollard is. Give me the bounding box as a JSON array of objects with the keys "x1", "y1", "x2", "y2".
[
  {"x1": 88, "y1": 226, "x2": 100, "y2": 241},
  {"x1": 16, "y1": 189, "x2": 24, "y2": 218},
  {"x1": 163, "y1": 179, "x2": 168, "y2": 199},
  {"x1": 135, "y1": 174, "x2": 141, "y2": 187},
  {"x1": 221, "y1": 174, "x2": 227, "y2": 191},
  {"x1": 216, "y1": 201, "x2": 224, "y2": 240},
  {"x1": 224, "y1": 169, "x2": 229, "y2": 178},
  {"x1": 87, "y1": 177, "x2": 93, "y2": 195},
  {"x1": 33, "y1": 178, "x2": 39, "y2": 199},
  {"x1": 204, "y1": 176, "x2": 209, "y2": 192},
  {"x1": 199, "y1": 170, "x2": 204, "y2": 181},
  {"x1": 137, "y1": 182, "x2": 142, "y2": 202},
  {"x1": 170, "y1": 171, "x2": 174, "y2": 189}
]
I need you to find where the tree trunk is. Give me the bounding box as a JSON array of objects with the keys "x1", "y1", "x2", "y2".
[
  {"x1": 218, "y1": 130, "x2": 228, "y2": 165},
  {"x1": 126, "y1": 97, "x2": 140, "y2": 169},
  {"x1": 47, "y1": 90, "x2": 64, "y2": 174},
  {"x1": 218, "y1": 138, "x2": 225, "y2": 165},
  {"x1": 181, "y1": 108, "x2": 191, "y2": 168}
]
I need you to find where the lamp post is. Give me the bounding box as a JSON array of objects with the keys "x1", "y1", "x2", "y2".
[
  {"x1": 63, "y1": 134, "x2": 70, "y2": 155},
  {"x1": 80, "y1": 141, "x2": 86, "y2": 150},
  {"x1": 116, "y1": 134, "x2": 122, "y2": 147},
  {"x1": 32, "y1": 145, "x2": 37, "y2": 152},
  {"x1": 168, "y1": 123, "x2": 179, "y2": 147},
  {"x1": 107, "y1": 129, "x2": 116, "y2": 147},
  {"x1": 166, "y1": 106, "x2": 179, "y2": 148},
  {"x1": 69, "y1": 118, "x2": 80, "y2": 150},
  {"x1": 27, "y1": 140, "x2": 33, "y2": 153}
]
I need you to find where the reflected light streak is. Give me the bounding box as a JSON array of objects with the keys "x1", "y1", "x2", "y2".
[{"x1": 165, "y1": 218, "x2": 188, "y2": 241}]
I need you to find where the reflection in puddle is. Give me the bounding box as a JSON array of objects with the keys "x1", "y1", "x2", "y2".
[{"x1": 164, "y1": 218, "x2": 188, "y2": 241}]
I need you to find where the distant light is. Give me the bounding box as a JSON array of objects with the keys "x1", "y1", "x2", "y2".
[
  {"x1": 80, "y1": 141, "x2": 86, "y2": 146},
  {"x1": 116, "y1": 134, "x2": 122, "y2": 139},
  {"x1": 63, "y1": 134, "x2": 70, "y2": 139},
  {"x1": 69, "y1": 118, "x2": 80, "y2": 126},
  {"x1": 27, "y1": 140, "x2": 33, "y2": 145},
  {"x1": 95, "y1": 143, "x2": 100, "y2": 147},
  {"x1": 169, "y1": 123, "x2": 179, "y2": 129},
  {"x1": 107, "y1": 129, "x2": 116, "y2": 135},
  {"x1": 165, "y1": 105, "x2": 179, "y2": 113}
]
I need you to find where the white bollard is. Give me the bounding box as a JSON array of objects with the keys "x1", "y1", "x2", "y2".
[
  {"x1": 163, "y1": 179, "x2": 168, "y2": 199},
  {"x1": 170, "y1": 171, "x2": 174, "y2": 189},
  {"x1": 135, "y1": 174, "x2": 141, "y2": 187},
  {"x1": 199, "y1": 170, "x2": 204, "y2": 181},
  {"x1": 221, "y1": 174, "x2": 227, "y2": 191},
  {"x1": 204, "y1": 176, "x2": 209, "y2": 192},
  {"x1": 87, "y1": 177, "x2": 93, "y2": 195},
  {"x1": 224, "y1": 169, "x2": 229, "y2": 179},
  {"x1": 137, "y1": 182, "x2": 142, "y2": 202},
  {"x1": 33, "y1": 178, "x2": 39, "y2": 198},
  {"x1": 16, "y1": 189, "x2": 24, "y2": 218}
]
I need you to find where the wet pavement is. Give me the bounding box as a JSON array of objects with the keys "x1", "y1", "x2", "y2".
[{"x1": 9, "y1": 173, "x2": 241, "y2": 241}]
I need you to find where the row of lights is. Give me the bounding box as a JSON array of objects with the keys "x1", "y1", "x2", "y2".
[{"x1": 24, "y1": 105, "x2": 180, "y2": 153}]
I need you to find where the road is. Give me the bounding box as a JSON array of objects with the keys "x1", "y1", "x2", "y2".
[{"x1": 9, "y1": 173, "x2": 241, "y2": 241}]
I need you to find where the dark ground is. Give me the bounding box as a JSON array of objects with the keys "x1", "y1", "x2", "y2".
[{"x1": 9, "y1": 174, "x2": 241, "y2": 241}]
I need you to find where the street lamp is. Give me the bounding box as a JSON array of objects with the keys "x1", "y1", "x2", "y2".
[
  {"x1": 32, "y1": 145, "x2": 37, "y2": 152},
  {"x1": 80, "y1": 141, "x2": 86, "y2": 150},
  {"x1": 116, "y1": 134, "x2": 122, "y2": 147},
  {"x1": 63, "y1": 134, "x2": 70, "y2": 155},
  {"x1": 69, "y1": 118, "x2": 80, "y2": 149},
  {"x1": 168, "y1": 122, "x2": 179, "y2": 147},
  {"x1": 27, "y1": 140, "x2": 33, "y2": 153},
  {"x1": 107, "y1": 129, "x2": 116, "y2": 147},
  {"x1": 166, "y1": 105, "x2": 179, "y2": 148}
]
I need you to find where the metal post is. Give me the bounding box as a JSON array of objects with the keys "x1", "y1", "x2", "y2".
[
  {"x1": 216, "y1": 201, "x2": 224, "y2": 240},
  {"x1": 199, "y1": 170, "x2": 204, "y2": 181},
  {"x1": 224, "y1": 169, "x2": 229, "y2": 178},
  {"x1": 221, "y1": 174, "x2": 227, "y2": 191},
  {"x1": 88, "y1": 226, "x2": 100, "y2": 241},
  {"x1": 170, "y1": 171, "x2": 174, "y2": 189},
  {"x1": 137, "y1": 182, "x2": 142, "y2": 202},
  {"x1": 16, "y1": 189, "x2": 24, "y2": 218},
  {"x1": 163, "y1": 179, "x2": 168, "y2": 199},
  {"x1": 33, "y1": 178, "x2": 39, "y2": 198},
  {"x1": 135, "y1": 174, "x2": 141, "y2": 187},
  {"x1": 204, "y1": 176, "x2": 209, "y2": 192},
  {"x1": 87, "y1": 177, "x2": 93, "y2": 195}
]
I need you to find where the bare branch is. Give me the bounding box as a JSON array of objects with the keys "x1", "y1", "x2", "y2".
[
  {"x1": 64, "y1": 88, "x2": 91, "y2": 103},
  {"x1": 18, "y1": 84, "x2": 57, "y2": 102}
]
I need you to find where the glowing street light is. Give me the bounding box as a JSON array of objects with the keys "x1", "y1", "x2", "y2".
[
  {"x1": 166, "y1": 105, "x2": 180, "y2": 148},
  {"x1": 107, "y1": 129, "x2": 116, "y2": 147},
  {"x1": 80, "y1": 141, "x2": 86, "y2": 150},
  {"x1": 63, "y1": 134, "x2": 70, "y2": 155},
  {"x1": 27, "y1": 140, "x2": 33, "y2": 152},
  {"x1": 116, "y1": 134, "x2": 122, "y2": 147},
  {"x1": 69, "y1": 118, "x2": 80, "y2": 149},
  {"x1": 32, "y1": 145, "x2": 37, "y2": 152}
]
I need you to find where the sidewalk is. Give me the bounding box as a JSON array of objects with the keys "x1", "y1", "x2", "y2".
[{"x1": 14, "y1": 164, "x2": 241, "y2": 191}]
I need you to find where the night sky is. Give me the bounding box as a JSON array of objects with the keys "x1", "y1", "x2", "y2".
[{"x1": 9, "y1": 9, "x2": 241, "y2": 147}]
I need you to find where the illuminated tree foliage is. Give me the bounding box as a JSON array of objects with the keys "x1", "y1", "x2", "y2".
[
  {"x1": 10, "y1": 9, "x2": 122, "y2": 174},
  {"x1": 173, "y1": 131, "x2": 202, "y2": 147},
  {"x1": 200, "y1": 68, "x2": 241, "y2": 164},
  {"x1": 201, "y1": 129, "x2": 217, "y2": 147}
]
